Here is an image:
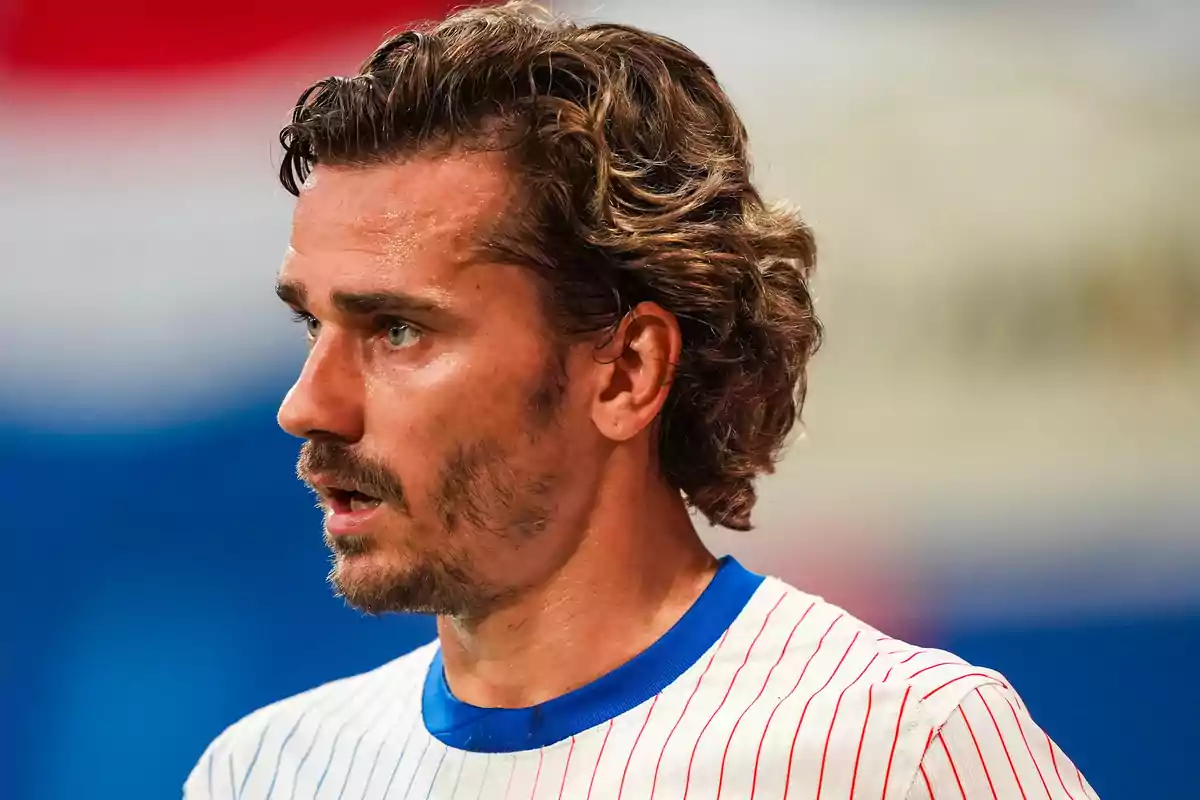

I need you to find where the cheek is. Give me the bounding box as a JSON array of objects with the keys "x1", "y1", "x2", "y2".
[
  {"x1": 360, "y1": 366, "x2": 454, "y2": 490},
  {"x1": 359, "y1": 333, "x2": 565, "y2": 467},
  {"x1": 358, "y1": 355, "x2": 519, "y2": 475}
]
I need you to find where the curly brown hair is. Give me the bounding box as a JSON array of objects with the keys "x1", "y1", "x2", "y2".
[{"x1": 278, "y1": 2, "x2": 821, "y2": 531}]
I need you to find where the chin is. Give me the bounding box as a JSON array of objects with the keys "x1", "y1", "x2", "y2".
[
  {"x1": 330, "y1": 547, "x2": 399, "y2": 589},
  {"x1": 328, "y1": 551, "x2": 498, "y2": 617},
  {"x1": 327, "y1": 552, "x2": 428, "y2": 615},
  {"x1": 330, "y1": 569, "x2": 410, "y2": 616}
]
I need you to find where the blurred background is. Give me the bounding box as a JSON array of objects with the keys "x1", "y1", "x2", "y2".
[{"x1": 2, "y1": 0, "x2": 1197, "y2": 797}]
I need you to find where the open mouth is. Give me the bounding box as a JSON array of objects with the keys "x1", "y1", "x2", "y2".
[{"x1": 324, "y1": 487, "x2": 383, "y2": 514}]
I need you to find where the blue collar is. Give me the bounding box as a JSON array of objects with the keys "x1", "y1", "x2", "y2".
[{"x1": 421, "y1": 555, "x2": 764, "y2": 753}]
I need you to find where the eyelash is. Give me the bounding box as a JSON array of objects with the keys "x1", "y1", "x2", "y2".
[{"x1": 289, "y1": 309, "x2": 419, "y2": 344}]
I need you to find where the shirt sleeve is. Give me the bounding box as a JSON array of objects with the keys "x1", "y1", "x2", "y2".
[
  {"x1": 181, "y1": 750, "x2": 211, "y2": 800},
  {"x1": 905, "y1": 682, "x2": 1100, "y2": 800},
  {"x1": 182, "y1": 748, "x2": 223, "y2": 800}
]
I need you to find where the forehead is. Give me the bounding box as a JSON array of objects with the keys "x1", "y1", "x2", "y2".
[{"x1": 287, "y1": 152, "x2": 513, "y2": 279}]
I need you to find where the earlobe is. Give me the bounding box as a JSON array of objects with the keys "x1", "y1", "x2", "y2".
[{"x1": 591, "y1": 302, "x2": 681, "y2": 443}]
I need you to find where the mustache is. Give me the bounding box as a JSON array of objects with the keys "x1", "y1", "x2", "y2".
[{"x1": 296, "y1": 441, "x2": 407, "y2": 509}]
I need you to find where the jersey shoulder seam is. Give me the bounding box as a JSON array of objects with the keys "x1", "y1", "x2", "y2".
[{"x1": 894, "y1": 675, "x2": 1011, "y2": 799}]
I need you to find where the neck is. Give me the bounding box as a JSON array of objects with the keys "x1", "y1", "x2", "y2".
[{"x1": 435, "y1": 472, "x2": 717, "y2": 709}]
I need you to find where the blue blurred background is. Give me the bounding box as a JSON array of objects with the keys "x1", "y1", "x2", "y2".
[{"x1": 2, "y1": 1, "x2": 1197, "y2": 798}]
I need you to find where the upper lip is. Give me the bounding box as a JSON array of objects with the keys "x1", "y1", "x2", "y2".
[{"x1": 306, "y1": 474, "x2": 379, "y2": 501}]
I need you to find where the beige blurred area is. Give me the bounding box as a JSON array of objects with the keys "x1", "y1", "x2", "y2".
[
  {"x1": 4, "y1": 4, "x2": 1193, "y2": 794},
  {"x1": 1, "y1": 0, "x2": 1194, "y2": 627},
  {"x1": 553, "y1": 0, "x2": 1200, "y2": 623}
]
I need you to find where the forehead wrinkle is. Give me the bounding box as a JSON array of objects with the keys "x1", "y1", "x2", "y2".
[
  {"x1": 298, "y1": 153, "x2": 519, "y2": 277},
  {"x1": 353, "y1": 197, "x2": 505, "y2": 272}
]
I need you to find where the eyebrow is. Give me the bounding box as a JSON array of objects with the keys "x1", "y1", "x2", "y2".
[
  {"x1": 275, "y1": 280, "x2": 306, "y2": 307},
  {"x1": 275, "y1": 280, "x2": 453, "y2": 320}
]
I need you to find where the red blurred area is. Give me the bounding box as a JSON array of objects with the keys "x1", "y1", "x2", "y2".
[
  {"x1": 766, "y1": 519, "x2": 932, "y2": 644},
  {"x1": 1, "y1": 0, "x2": 461, "y2": 76}
]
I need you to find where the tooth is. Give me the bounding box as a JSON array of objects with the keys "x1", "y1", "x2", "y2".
[{"x1": 349, "y1": 495, "x2": 378, "y2": 512}]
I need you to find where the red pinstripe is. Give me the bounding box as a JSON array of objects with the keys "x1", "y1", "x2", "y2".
[
  {"x1": 749, "y1": 613, "x2": 844, "y2": 799},
  {"x1": 617, "y1": 694, "x2": 661, "y2": 799},
  {"x1": 848, "y1": 685, "x2": 874, "y2": 799},
  {"x1": 919, "y1": 763, "x2": 935, "y2": 799},
  {"x1": 898, "y1": 651, "x2": 924, "y2": 666},
  {"x1": 528, "y1": 747, "x2": 544, "y2": 800},
  {"x1": 1040, "y1": 729, "x2": 1075, "y2": 800},
  {"x1": 958, "y1": 703, "x2": 1000, "y2": 800},
  {"x1": 999, "y1": 696, "x2": 1054, "y2": 798},
  {"x1": 816, "y1": 653, "x2": 879, "y2": 799},
  {"x1": 921, "y1": 673, "x2": 1007, "y2": 702},
  {"x1": 584, "y1": 720, "x2": 614, "y2": 800},
  {"x1": 648, "y1": 628, "x2": 731, "y2": 798},
  {"x1": 782, "y1": 630, "x2": 863, "y2": 799},
  {"x1": 905, "y1": 661, "x2": 958, "y2": 681},
  {"x1": 716, "y1": 600, "x2": 817, "y2": 800},
  {"x1": 880, "y1": 685, "x2": 912, "y2": 799},
  {"x1": 682, "y1": 593, "x2": 787, "y2": 798},
  {"x1": 936, "y1": 734, "x2": 966, "y2": 800},
  {"x1": 555, "y1": 736, "x2": 575, "y2": 800},
  {"x1": 975, "y1": 688, "x2": 1027, "y2": 800}
]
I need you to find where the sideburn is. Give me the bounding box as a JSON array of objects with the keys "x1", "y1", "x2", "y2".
[{"x1": 526, "y1": 343, "x2": 569, "y2": 426}]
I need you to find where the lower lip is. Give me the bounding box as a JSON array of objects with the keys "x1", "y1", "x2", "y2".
[{"x1": 324, "y1": 503, "x2": 385, "y2": 536}]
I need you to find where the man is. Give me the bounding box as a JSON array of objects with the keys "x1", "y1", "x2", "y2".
[{"x1": 186, "y1": 3, "x2": 1097, "y2": 798}]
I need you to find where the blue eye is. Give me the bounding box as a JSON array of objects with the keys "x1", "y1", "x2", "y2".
[
  {"x1": 291, "y1": 309, "x2": 320, "y2": 340},
  {"x1": 384, "y1": 320, "x2": 420, "y2": 349}
]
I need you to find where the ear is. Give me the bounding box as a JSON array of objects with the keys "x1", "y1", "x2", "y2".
[{"x1": 589, "y1": 302, "x2": 682, "y2": 443}]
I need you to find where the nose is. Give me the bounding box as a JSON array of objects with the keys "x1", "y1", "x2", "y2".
[{"x1": 277, "y1": 333, "x2": 365, "y2": 443}]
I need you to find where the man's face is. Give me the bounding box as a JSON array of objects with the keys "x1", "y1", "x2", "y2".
[{"x1": 276, "y1": 153, "x2": 602, "y2": 617}]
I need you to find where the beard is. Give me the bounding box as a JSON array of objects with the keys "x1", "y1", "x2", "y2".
[
  {"x1": 299, "y1": 351, "x2": 566, "y2": 618},
  {"x1": 323, "y1": 531, "x2": 503, "y2": 617}
]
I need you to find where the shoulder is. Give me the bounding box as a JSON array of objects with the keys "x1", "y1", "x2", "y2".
[
  {"x1": 182, "y1": 640, "x2": 438, "y2": 800},
  {"x1": 745, "y1": 576, "x2": 1009, "y2": 703},
  {"x1": 733, "y1": 577, "x2": 1019, "y2": 798},
  {"x1": 913, "y1": 681, "x2": 1099, "y2": 799}
]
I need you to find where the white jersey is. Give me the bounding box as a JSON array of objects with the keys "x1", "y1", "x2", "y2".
[{"x1": 185, "y1": 557, "x2": 1097, "y2": 799}]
